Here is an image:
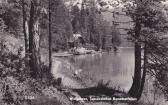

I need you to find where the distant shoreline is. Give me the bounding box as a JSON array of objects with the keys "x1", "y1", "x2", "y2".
[{"x1": 119, "y1": 47, "x2": 134, "y2": 48}]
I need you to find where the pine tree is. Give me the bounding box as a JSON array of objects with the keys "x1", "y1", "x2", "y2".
[
  {"x1": 48, "y1": 0, "x2": 52, "y2": 71},
  {"x1": 21, "y1": 0, "x2": 29, "y2": 56},
  {"x1": 28, "y1": 0, "x2": 42, "y2": 78},
  {"x1": 51, "y1": 0, "x2": 73, "y2": 51},
  {"x1": 98, "y1": 0, "x2": 168, "y2": 99},
  {"x1": 124, "y1": 0, "x2": 168, "y2": 99}
]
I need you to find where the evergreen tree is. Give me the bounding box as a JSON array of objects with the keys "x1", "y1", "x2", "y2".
[
  {"x1": 21, "y1": 0, "x2": 29, "y2": 55},
  {"x1": 51, "y1": 0, "x2": 73, "y2": 51},
  {"x1": 28, "y1": 0, "x2": 43, "y2": 78},
  {"x1": 124, "y1": 0, "x2": 168, "y2": 99},
  {"x1": 98, "y1": 0, "x2": 168, "y2": 99}
]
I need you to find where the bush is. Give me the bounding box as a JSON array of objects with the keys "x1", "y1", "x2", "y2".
[
  {"x1": 0, "y1": 18, "x2": 6, "y2": 32},
  {"x1": 0, "y1": 41, "x2": 31, "y2": 104},
  {"x1": 0, "y1": 41, "x2": 30, "y2": 79},
  {"x1": 0, "y1": 40, "x2": 70, "y2": 105}
]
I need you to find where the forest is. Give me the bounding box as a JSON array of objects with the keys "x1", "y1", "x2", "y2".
[{"x1": 0, "y1": 0, "x2": 168, "y2": 105}]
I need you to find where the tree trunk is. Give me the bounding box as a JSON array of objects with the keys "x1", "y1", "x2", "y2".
[
  {"x1": 128, "y1": 16, "x2": 142, "y2": 98},
  {"x1": 99, "y1": 34, "x2": 102, "y2": 50},
  {"x1": 22, "y1": 0, "x2": 29, "y2": 56},
  {"x1": 129, "y1": 42, "x2": 141, "y2": 97},
  {"x1": 29, "y1": 1, "x2": 42, "y2": 78},
  {"x1": 137, "y1": 41, "x2": 147, "y2": 100},
  {"x1": 48, "y1": 0, "x2": 52, "y2": 71}
]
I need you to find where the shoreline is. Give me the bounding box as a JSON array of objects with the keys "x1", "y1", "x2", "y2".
[{"x1": 51, "y1": 58, "x2": 85, "y2": 89}]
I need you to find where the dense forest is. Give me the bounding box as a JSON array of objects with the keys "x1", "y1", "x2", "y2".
[{"x1": 0, "y1": 0, "x2": 168, "y2": 105}]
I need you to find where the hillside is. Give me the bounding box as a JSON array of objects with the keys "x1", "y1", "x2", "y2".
[
  {"x1": 64, "y1": 0, "x2": 134, "y2": 47},
  {"x1": 63, "y1": 0, "x2": 168, "y2": 47}
]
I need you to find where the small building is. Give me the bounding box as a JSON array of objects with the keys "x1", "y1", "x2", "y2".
[{"x1": 68, "y1": 34, "x2": 85, "y2": 48}]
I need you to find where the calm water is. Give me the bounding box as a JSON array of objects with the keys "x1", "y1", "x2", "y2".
[
  {"x1": 68, "y1": 48, "x2": 135, "y2": 92},
  {"x1": 52, "y1": 47, "x2": 168, "y2": 104}
]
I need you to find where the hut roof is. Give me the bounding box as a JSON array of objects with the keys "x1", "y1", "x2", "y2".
[{"x1": 69, "y1": 34, "x2": 82, "y2": 42}]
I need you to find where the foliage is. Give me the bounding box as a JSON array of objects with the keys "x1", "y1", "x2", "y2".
[
  {"x1": 71, "y1": 0, "x2": 120, "y2": 50},
  {"x1": 0, "y1": 40, "x2": 30, "y2": 104},
  {"x1": 0, "y1": 39, "x2": 69, "y2": 105},
  {"x1": 0, "y1": 0, "x2": 22, "y2": 36},
  {"x1": 39, "y1": 0, "x2": 122, "y2": 51},
  {"x1": 50, "y1": 0, "x2": 73, "y2": 51},
  {"x1": 124, "y1": 0, "x2": 168, "y2": 96},
  {"x1": 111, "y1": 26, "x2": 121, "y2": 47},
  {"x1": 0, "y1": 18, "x2": 6, "y2": 32},
  {"x1": 0, "y1": 40, "x2": 30, "y2": 80}
]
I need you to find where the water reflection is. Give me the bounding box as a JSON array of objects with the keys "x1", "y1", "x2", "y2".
[{"x1": 68, "y1": 48, "x2": 135, "y2": 92}]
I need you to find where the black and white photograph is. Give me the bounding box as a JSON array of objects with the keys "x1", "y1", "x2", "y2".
[{"x1": 0, "y1": 0, "x2": 168, "y2": 105}]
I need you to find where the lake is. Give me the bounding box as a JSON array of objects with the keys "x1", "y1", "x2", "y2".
[
  {"x1": 67, "y1": 47, "x2": 135, "y2": 92},
  {"x1": 51, "y1": 47, "x2": 168, "y2": 105}
]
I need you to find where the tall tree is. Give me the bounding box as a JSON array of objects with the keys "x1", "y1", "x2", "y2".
[
  {"x1": 29, "y1": 0, "x2": 42, "y2": 78},
  {"x1": 88, "y1": 0, "x2": 97, "y2": 43},
  {"x1": 125, "y1": 0, "x2": 168, "y2": 99},
  {"x1": 128, "y1": 5, "x2": 142, "y2": 97},
  {"x1": 71, "y1": 4, "x2": 81, "y2": 33},
  {"x1": 137, "y1": 39, "x2": 147, "y2": 100},
  {"x1": 97, "y1": 0, "x2": 168, "y2": 99},
  {"x1": 48, "y1": 0, "x2": 52, "y2": 71},
  {"x1": 21, "y1": 0, "x2": 29, "y2": 56},
  {"x1": 111, "y1": 26, "x2": 121, "y2": 47},
  {"x1": 51, "y1": 0, "x2": 73, "y2": 51}
]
